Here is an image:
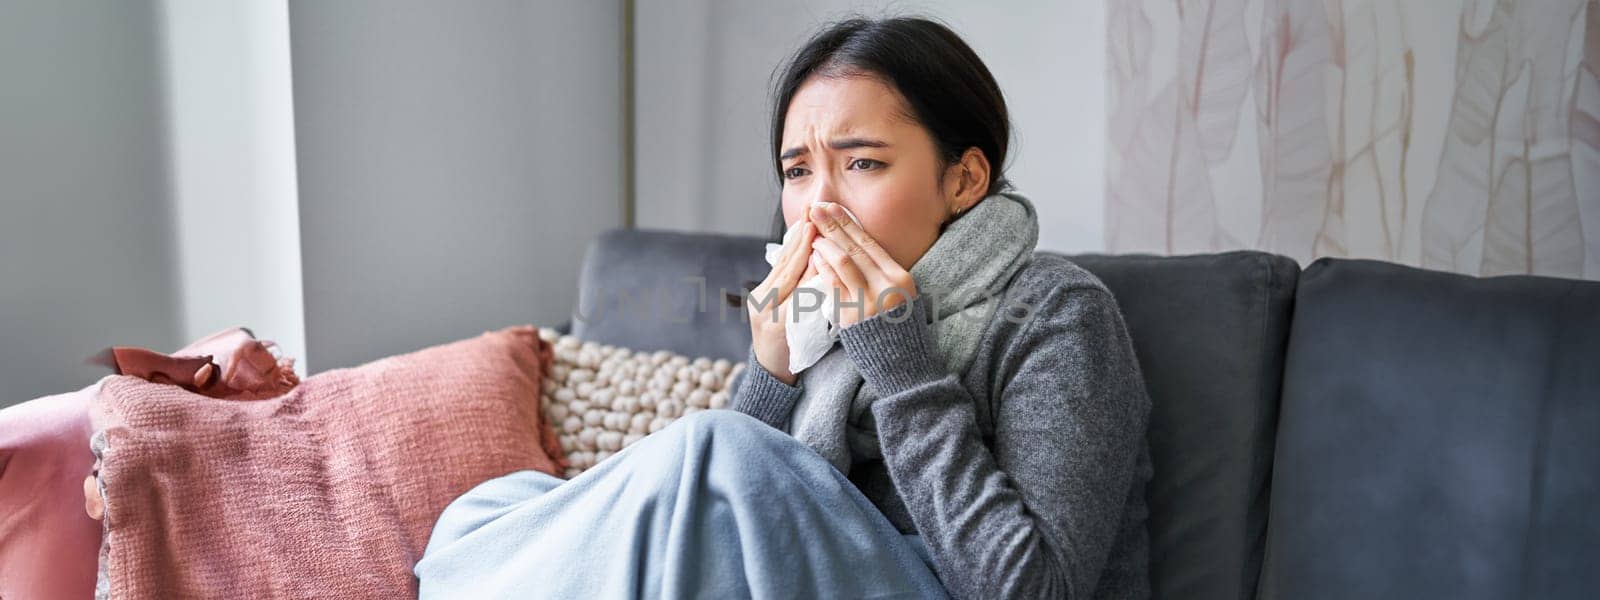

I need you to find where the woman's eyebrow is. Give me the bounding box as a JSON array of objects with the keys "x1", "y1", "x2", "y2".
[{"x1": 779, "y1": 138, "x2": 891, "y2": 161}]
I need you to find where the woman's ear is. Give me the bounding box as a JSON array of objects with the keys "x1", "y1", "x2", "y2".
[{"x1": 943, "y1": 147, "x2": 991, "y2": 217}]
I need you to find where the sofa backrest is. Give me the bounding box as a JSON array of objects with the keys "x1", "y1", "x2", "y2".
[
  {"x1": 1258, "y1": 258, "x2": 1600, "y2": 599},
  {"x1": 1066, "y1": 252, "x2": 1298, "y2": 600},
  {"x1": 571, "y1": 228, "x2": 769, "y2": 361}
]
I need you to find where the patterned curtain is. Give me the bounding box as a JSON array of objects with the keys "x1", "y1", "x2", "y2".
[{"x1": 1107, "y1": 0, "x2": 1600, "y2": 280}]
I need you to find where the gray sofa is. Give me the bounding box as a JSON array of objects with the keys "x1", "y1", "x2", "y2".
[{"x1": 568, "y1": 228, "x2": 1600, "y2": 600}]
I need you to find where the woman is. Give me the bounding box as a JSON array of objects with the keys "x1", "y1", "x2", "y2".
[{"x1": 416, "y1": 17, "x2": 1152, "y2": 599}]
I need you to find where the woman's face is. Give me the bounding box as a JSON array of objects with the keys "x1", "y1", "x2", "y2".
[{"x1": 777, "y1": 74, "x2": 954, "y2": 274}]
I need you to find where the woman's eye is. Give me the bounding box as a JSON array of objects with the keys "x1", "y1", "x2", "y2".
[
  {"x1": 783, "y1": 167, "x2": 809, "y2": 180},
  {"x1": 848, "y1": 158, "x2": 883, "y2": 171}
]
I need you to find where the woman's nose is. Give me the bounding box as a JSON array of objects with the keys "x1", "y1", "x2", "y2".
[{"x1": 806, "y1": 171, "x2": 842, "y2": 208}]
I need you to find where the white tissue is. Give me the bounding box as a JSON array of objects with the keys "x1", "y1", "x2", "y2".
[{"x1": 763, "y1": 204, "x2": 864, "y2": 375}]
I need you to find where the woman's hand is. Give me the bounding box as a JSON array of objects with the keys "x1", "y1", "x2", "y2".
[
  {"x1": 748, "y1": 220, "x2": 816, "y2": 386},
  {"x1": 807, "y1": 202, "x2": 918, "y2": 329}
]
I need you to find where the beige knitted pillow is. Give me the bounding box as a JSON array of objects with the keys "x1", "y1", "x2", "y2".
[{"x1": 536, "y1": 328, "x2": 745, "y2": 477}]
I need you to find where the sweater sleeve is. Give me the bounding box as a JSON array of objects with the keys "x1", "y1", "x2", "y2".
[
  {"x1": 839, "y1": 288, "x2": 1150, "y2": 599},
  {"x1": 729, "y1": 346, "x2": 804, "y2": 431}
]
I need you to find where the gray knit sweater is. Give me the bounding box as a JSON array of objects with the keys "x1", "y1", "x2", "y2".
[{"x1": 732, "y1": 253, "x2": 1153, "y2": 599}]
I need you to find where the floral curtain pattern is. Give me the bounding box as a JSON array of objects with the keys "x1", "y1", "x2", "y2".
[{"x1": 1108, "y1": 0, "x2": 1600, "y2": 279}]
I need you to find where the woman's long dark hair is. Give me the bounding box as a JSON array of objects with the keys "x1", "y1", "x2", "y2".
[{"x1": 766, "y1": 16, "x2": 1013, "y2": 241}]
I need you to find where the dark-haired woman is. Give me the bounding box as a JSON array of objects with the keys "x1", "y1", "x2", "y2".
[{"x1": 416, "y1": 17, "x2": 1151, "y2": 599}]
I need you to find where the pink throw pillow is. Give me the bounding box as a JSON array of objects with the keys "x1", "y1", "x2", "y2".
[
  {"x1": 0, "y1": 386, "x2": 103, "y2": 600},
  {"x1": 91, "y1": 326, "x2": 567, "y2": 598}
]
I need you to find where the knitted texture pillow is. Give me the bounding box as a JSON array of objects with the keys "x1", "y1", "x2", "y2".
[{"x1": 536, "y1": 328, "x2": 745, "y2": 477}]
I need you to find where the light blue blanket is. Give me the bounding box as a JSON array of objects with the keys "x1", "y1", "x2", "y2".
[{"x1": 414, "y1": 409, "x2": 948, "y2": 599}]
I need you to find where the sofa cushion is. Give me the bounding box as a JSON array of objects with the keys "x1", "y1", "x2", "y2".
[
  {"x1": 90, "y1": 327, "x2": 567, "y2": 598},
  {"x1": 536, "y1": 327, "x2": 746, "y2": 477},
  {"x1": 571, "y1": 229, "x2": 769, "y2": 362},
  {"x1": 1065, "y1": 252, "x2": 1298, "y2": 600},
  {"x1": 0, "y1": 386, "x2": 103, "y2": 600},
  {"x1": 1258, "y1": 258, "x2": 1600, "y2": 599}
]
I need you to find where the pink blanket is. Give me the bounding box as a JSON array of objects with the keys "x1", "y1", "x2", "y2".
[{"x1": 90, "y1": 326, "x2": 567, "y2": 598}]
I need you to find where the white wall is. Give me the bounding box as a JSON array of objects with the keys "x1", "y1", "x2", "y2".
[
  {"x1": 0, "y1": 0, "x2": 182, "y2": 406},
  {"x1": 2, "y1": 0, "x2": 631, "y2": 402},
  {"x1": 2, "y1": 1, "x2": 1099, "y2": 405},
  {"x1": 160, "y1": 0, "x2": 307, "y2": 369},
  {"x1": 288, "y1": 0, "x2": 627, "y2": 371},
  {"x1": 633, "y1": 1, "x2": 1107, "y2": 254}
]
